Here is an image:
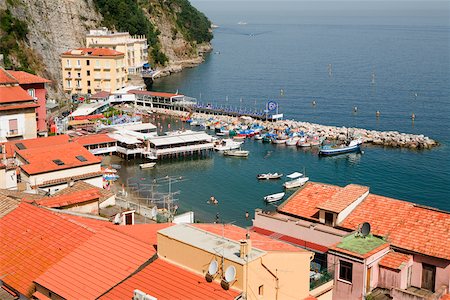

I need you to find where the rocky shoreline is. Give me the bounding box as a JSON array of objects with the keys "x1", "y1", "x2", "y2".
[{"x1": 149, "y1": 108, "x2": 438, "y2": 150}]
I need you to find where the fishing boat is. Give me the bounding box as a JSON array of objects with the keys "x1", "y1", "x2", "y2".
[
  {"x1": 297, "y1": 137, "x2": 311, "y2": 147},
  {"x1": 264, "y1": 192, "x2": 285, "y2": 203},
  {"x1": 286, "y1": 136, "x2": 300, "y2": 146},
  {"x1": 214, "y1": 139, "x2": 243, "y2": 151},
  {"x1": 319, "y1": 139, "x2": 362, "y2": 156},
  {"x1": 272, "y1": 135, "x2": 288, "y2": 144},
  {"x1": 223, "y1": 149, "x2": 249, "y2": 157},
  {"x1": 257, "y1": 173, "x2": 283, "y2": 180},
  {"x1": 233, "y1": 135, "x2": 246, "y2": 141},
  {"x1": 254, "y1": 134, "x2": 263, "y2": 140},
  {"x1": 139, "y1": 162, "x2": 156, "y2": 169}
]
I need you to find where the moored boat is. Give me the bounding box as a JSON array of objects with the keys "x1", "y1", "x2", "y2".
[
  {"x1": 264, "y1": 192, "x2": 285, "y2": 203},
  {"x1": 283, "y1": 176, "x2": 309, "y2": 189},
  {"x1": 223, "y1": 149, "x2": 249, "y2": 157},
  {"x1": 139, "y1": 162, "x2": 156, "y2": 169},
  {"x1": 319, "y1": 139, "x2": 362, "y2": 156},
  {"x1": 257, "y1": 172, "x2": 283, "y2": 180},
  {"x1": 214, "y1": 138, "x2": 243, "y2": 151},
  {"x1": 286, "y1": 137, "x2": 300, "y2": 146}
]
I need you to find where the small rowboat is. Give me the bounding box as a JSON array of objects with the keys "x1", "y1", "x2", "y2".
[
  {"x1": 257, "y1": 173, "x2": 283, "y2": 180},
  {"x1": 139, "y1": 162, "x2": 156, "y2": 169},
  {"x1": 264, "y1": 192, "x2": 285, "y2": 203},
  {"x1": 223, "y1": 150, "x2": 249, "y2": 157}
]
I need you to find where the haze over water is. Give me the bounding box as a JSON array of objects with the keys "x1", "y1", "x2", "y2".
[{"x1": 119, "y1": 1, "x2": 450, "y2": 226}]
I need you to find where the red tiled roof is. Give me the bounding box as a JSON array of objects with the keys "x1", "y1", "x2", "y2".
[
  {"x1": 7, "y1": 71, "x2": 51, "y2": 84},
  {"x1": 35, "y1": 188, "x2": 100, "y2": 208},
  {"x1": 31, "y1": 291, "x2": 51, "y2": 300},
  {"x1": 62, "y1": 48, "x2": 124, "y2": 57},
  {"x1": 72, "y1": 133, "x2": 116, "y2": 146},
  {"x1": 278, "y1": 182, "x2": 342, "y2": 220},
  {"x1": 51, "y1": 181, "x2": 114, "y2": 204},
  {"x1": 37, "y1": 171, "x2": 103, "y2": 187},
  {"x1": 0, "y1": 68, "x2": 18, "y2": 84},
  {"x1": 1, "y1": 135, "x2": 71, "y2": 158},
  {"x1": 316, "y1": 184, "x2": 369, "y2": 213},
  {"x1": 0, "y1": 86, "x2": 34, "y2": 103},
  {"x1": 113, "y1": 223, "x2": 173, "y2": 246},
  {"x1": 441, "y1": 294, "x2": 450, "y2": 300},
  {"x1": 90, "y1": 91, "x2": 110, "y2": 99},
  {"x1": 0, "y1": 203, "x2": 106, "y2": 297},
  {"x1": 99, "y1": 258, "x2": 241, "y2": 300},
  {"x1": 34, "y1": 226, "x2": 157, "y2": 299},
  {"x1": 0, "y1": 103, "x2": 39, "y2": 111},
  {"x1": 17, "y1": 142, "x2": 101, "y2": 175},
  {"x1": 129, "y1": 89, "x2": 180, "y2": 98},
  {"x1": 379, "y1": 252, "x2": 412, "y2": 270},
  {"x1": 193, "y1": 224, "x2": 303, "y2": 252}
]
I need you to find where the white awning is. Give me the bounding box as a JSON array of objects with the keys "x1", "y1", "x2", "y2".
[{"x1": 149, "y1": 132, "x2": 212, "y2": 147}]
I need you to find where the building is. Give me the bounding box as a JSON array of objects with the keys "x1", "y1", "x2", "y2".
[
  {"x1": 13, "y1": 136, "x2": 103, "y2": 194},
  {"x1": 7, "y1": 70, "x2": 52, "y2": 136},
  {"x1": 61, "y1": 48, "x2": 127, "y2": 95},
  {"x1": 0, "y1": 68, "x2": 39, "y2": 141},
  {"x1": 86, "y1": 27, "x2": 148, "y2": 75},
  {"x1": 252, "y1": 181, "x2": 450, "y2": 300}
]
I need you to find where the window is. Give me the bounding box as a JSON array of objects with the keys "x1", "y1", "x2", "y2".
[
  {"x1": 77, "y1": 72, "x2": 81, "y2": 78},
  {"x1": 96, "y1": 60, "x2": 100, "y2": 67},
  {"x1": 66, "y1": 80, "x2": 71, "y2": 88},
  {"x1": 258, "y1": 285, "x2": 264, "y2": 296},
  {"x1": 52, "y1": 159, "x2": 65, "y2": 166},
  {"x1": 8, "y1": 119, "x2": 18, "y2": 135},
  {"x1": 87, "y1": 80, "x2": 91, "y2": 87},
  {"x1": 27, "y1": 88, "x2": 35, "y2": 98},
  {"x1": 87, "y1": 70, "x2": 90, "y2": 76},
  {"x1": 76, "y1": 59, "x2": 81, "y2": 67},
  {"x1": 325, "y1": 212, "x2": 334, "y2": 226},
  {"x1": 68, "y1": 71, "x2": 71, "y2": 78},
  {"x1": 66, "y1": 59, "x2": 71, "y2": 67},
  {"x1": 86, "y1": 59, "x2": 90, "y2": 66},
  {"x1": 76, "y1": 155, "x2": 87, "y2": 162},
  {"x1": 339, "y1": 260, "x2": 353, "y2": 283}
]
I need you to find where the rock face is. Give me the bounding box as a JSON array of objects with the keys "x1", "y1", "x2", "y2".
[{"x1": 2, "y1": 0, "x2": 211, "y2": 100}]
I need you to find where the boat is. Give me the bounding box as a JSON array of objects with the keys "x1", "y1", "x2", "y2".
[
  {"x1": 297, "y1": 137, "x2": 311, "y2": 147},
  {"x1": 254, "y1": 134, "x2": 263, "y2": 140},
  {"x1": 272, "y1": 135, "x2": 288, "y2": 144},
  {"x1": 286, "y1": 137, "x2": 300, "y2": 146},
  {"x1": 237, "y1": 21, "x2": 248, "y2": 25},
  {"x1": 233, "y1": 135, "x2": 246, "y2": 141},
  {"x1": 139, "y1": 162, "x2": 156, "y2": 169},
  {"x1": 319, "y1": 139, "x2": 362, "y2": 156},
  {"x1": 214, "y1": 139, "x2": 243, "y2": 151},
  {"x1": 223, "y1": 149, "x2": 249, "y2": 157},
  {"x1": 284, "y1": 176, "x2": 309, "y2": 189},
  {"x1": 257, "y1": 173, "x2": 283, "y2": 180},
  {"x1": 264, "y1": 192, "x2": 285, "y2": 203}
]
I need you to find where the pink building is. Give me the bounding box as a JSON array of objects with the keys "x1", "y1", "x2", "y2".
[
  {"x1": 253, "y1": 181, "x2": 450, "y2": 300},
  {"x1": 7, "y1": 70, "x2": 51, "y2": 135}
]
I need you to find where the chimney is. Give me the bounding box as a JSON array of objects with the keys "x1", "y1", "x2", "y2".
[{"x1": 239, "y1": 235, "x2": 252, "y2": 259}]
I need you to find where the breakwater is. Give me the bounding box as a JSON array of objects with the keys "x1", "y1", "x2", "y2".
[{"x1": 148, "y1": 108, "x2": 438, "y2": 150}]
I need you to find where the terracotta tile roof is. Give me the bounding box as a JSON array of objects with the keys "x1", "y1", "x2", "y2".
[
  {"x1": 379, "y1": 252, "x2": 412, "y2": 270},
  {"x1": 441, "y1": 294, "x2": 450, "y2": 300},
  {"x1": 0, "y1": 203, "x2": 106, "y2": 297},
  {"x1": 0, "y1": 86, "x2": 34, "y2": 103},
  {"x1": 193, "y1": 223, "x2": 304, "y2": 252},
  {"x1": 303, "y1": 296, "x2": 319, "y2": 300},
  {"x1": 31, "y1": 291, "x2": 51, "y2": 300},
  {"x1": 37, "y1": 171, "x2": 103, "y2": 188},
  {"x1": 99, "y1": 258, "x2": 241, "y2": 300},
  {"x1": 7, "y1": 71, "x2": 51, "y2": 84},
  {"x1": 113, "y1": 223, "x2": 173, "y2": 246},
  {"x1": 129, "y1": 89, "x2": 180, "y2": 98},
  {"x1": 316, "y1": 184, "x2": 369, "y2": 213},
  {"x1": 0, "y1": 193, "x2": 20, "y2": 218},
  {"x1": 34, "y1": 226, "x2": 156, "y2": 299},
  {"x1": 0, "y1": 68, "x2": 18, "y2": 84},
  {"x1": 17, "y1": 142, "x2": 101, "y2": 175},
  {"x1": 35, "y1": 188, "x2": 100, "y2": 208},
  {"x1": 0, "y1": 103, "x2": 39, "y2": 111},
  {"x1": 72, "y1": 133, "x2": 116, "y2": 146},
  {"x1": 2, "y1": 135, "x2": 71, "y2": 158},
  {"x1": 0, "y1": 189, "x2": 46, "y2": 201},
  {"x1": 277, "y1": 182, "x2": 342, "y2": 220},
  {"x1": 90, "y1": 91, "x2": 110, "y2": 99},
  {"x1": 52, "y1": 181, "x2": 114, "y2": 203},
  {"x1": 62, "y1": 47, "x2": 124, "y2": 57}
]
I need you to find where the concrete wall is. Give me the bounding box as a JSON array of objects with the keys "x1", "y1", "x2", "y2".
[
  {"x1": 99, "y1": 194, "x2": 115, "y2": 208},
  {"x1": 0, "y1": 168, "x2": 16, "y2": 189},
  {"x1": 379, "y1": 267, "x2": 402, "y2": 290},
  {"x1": 21, "y1": 82, "x2": 47, "y2": 133},
  {"x1": 0, "y1": 110, "x2": 36, "y2": 140},
  {"x1": 62, "y1": 200, "x2": 99, "y2": 215},
  {"x1": 328, "y1": 254, "x2": 365, "y2": 300},
  {"x1": 410, "y1": 254, "x2": 450, "y2": 292}
]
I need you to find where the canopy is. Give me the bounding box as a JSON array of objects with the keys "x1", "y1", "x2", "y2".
[{"x1": 287, "y1": 172, "x2": 303, "y2": 179}]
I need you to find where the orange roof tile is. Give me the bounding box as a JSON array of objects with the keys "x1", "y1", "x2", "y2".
[
  {"x1": 0, "y1": 203, "x2": 107, "y2": 297},
  {"x1": 0, "y1": 103, "x2": 39, "y2": 111},
  {"x1": 51, "y1": 181, "x2": 114, "y2": 204},
  {"x1": 17, "y1": 142, "x2": 101, "y2": 175},
  {"x1": 113, "y1": 223, "x2": 173, "y2": 246},
  {"x1": 0, "y1": 68, "x2": 18, "y2": 84},
  {"x1": 278, "y1": 182, "x2": 342, "y2": 220},
  {"x1": 62, "y1": 47, "x2": 124, "y2": 57},
  {"x1": 1, "y1": 135, "x2": 71, "y2": 158},
  {"x1": 99, "y1": 258, "x2": 241, "y2": 300},
  {"x1": 35, "y1": 226, "x2": 157, "y2": 299},
  {"x1": 193, "y1": 223, "x2": 303, "y2": 252},
  {"x1": 317, "y1": 184, "x2": 369, "y2": 213},
  {"x1": 31, "y1": 291, "x2": 51, "y2": 300},
  {"x1": 72, "y1": 133, "x2": 116, "y2": 146},
  {"x1": 7, "y1": 71, "x2": 51, "y2": 84},
  {"x1": 35, "y1": 188, "x2": 100, "y2": 208},
  {"x1": 36, "y1": 171, "x2": 103, "y2": 188},
  {"x1": 379, "y1": 252, "x2": 412, "y2": 270},
  {"x1": 441, "y1": 294, "x2": 450, "y2": 300},
  {"x1": 0, "y1": 86, "x2": 34, "y2": 103}
]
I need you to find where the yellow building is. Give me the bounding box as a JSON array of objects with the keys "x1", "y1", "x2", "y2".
[
  {"x1": 157, "y1": 224, "x2": 315, "y2": 300},
  {"x1": 86, "y1": 28, "x2": 148, "y2": 75},
  {"x1": 61, "y1": 48, "x2": 127, "y2": 95}
]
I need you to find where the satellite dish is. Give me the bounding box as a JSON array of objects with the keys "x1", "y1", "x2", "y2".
[
  {"x1": 208, "y1": 260, "x2": 218, "y2": 275},
  {"x1": 361, "y1": 222, "x2": 371, "y2": 237},
  {"x1": 224, "y1": 266, "x2": 236, "y2": 283},
  {"x1": 150, "y1": 206, "x2": 158, "y2": 218}
]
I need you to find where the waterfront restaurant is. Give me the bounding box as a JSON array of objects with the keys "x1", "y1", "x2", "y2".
[
  {"x1": 146, "y1": 130, "x2": 214, "y2": 159},
  {"x1": 129, "y1": 89, "x2": 197, "y2": 111}
]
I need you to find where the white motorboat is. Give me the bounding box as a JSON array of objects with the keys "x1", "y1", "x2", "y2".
[
  {"x1": 286, "y1": 137, "x2": 300, "y2": 146},
  {"x1": 254, "y1": 134, "x2": 263, "y2": 140},
  {"x1": 319, "y1": 139, "x2": 362, "y2": 156},
  {"x1": 284, "y1": 176, "x2": 309, "y2": 189},
  {"x1": 214, "y1": 138, "x2": 243, "y2": 151},
  {"x1": 223, "y1": 150, "x2": 249, "y2": 157},
  {"x1": 297, "y1": 137, "x2": 311, "y2": 147},
  {"x1": 139, "y1": 162, "x2": 156, "y2": 169},
  {"x1": 257, "y1": 173, "x2": 283, "y2": 180},
  {"x1": 264, "y1": 192, "x2": 285, "y2": 203}
]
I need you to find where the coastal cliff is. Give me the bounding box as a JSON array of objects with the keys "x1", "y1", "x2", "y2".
[{"x1": 0, "y1": 0, "x2": 212, "y2": 99}]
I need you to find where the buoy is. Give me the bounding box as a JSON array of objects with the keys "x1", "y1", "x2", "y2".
[
  {"x1": 376, "y1": 111, "x2": 380, "y2": 118},
  {"x1": 353, "y1": 106, "x2": 358, "y2": 113},
  {"x1": 411, "y1": 113, "x2": 416, "y2": 120},
  {"x1": 312, "y1": 100, "x2": 316, "y2": 106},
  {"x1": 245, "y1": 211, "x2": 249, "y2": 219}
]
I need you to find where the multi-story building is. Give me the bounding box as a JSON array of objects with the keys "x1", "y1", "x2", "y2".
[
  {"x1": 0, "y1": 68, "x2": 39, "y2": 141},
  {"x1": 86, "y1": 28, "x2": 148, "y2": 75},
  {"x1": 61, "y1": 48, "x2": 127, "y2": 95}
]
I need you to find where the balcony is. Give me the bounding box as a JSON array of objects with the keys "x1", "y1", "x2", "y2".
[
  {"x1": 74, "y1": 65, "x2": 82, "y2": 70},
  {"x1": 6, "y1": 129, "x2": 23, "y2": 138},
  {"x1": 94, "y1": 65, "x2": 101, "y2": 70},
  {"x1": 64, "y1": 65, "x2": 72, "y2": 70},
  {"x1": 103, "y1": 65, "x2": 111, "y2": 70},
  {"x1": 65, "y1": 74, "x2": 72, "y2": 79}
]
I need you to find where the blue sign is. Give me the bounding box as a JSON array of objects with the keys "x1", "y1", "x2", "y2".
[{"x1": 268, "y1": 101, "x2": 278, "y2": 111}]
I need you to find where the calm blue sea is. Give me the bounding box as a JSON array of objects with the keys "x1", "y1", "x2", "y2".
[{"x1": 118, "y1": 1, "x2": 450, "y2": 226}]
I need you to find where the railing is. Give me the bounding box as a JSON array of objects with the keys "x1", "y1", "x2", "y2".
[
  {"x1": 310, "y1": 270, "x2": 334, "y2": 291},
  {"x1": 7, "y1": 129, "x2": 22, "y2": 137},
  {"x1": 153, "y1": 143, "x2": 214, "y2": 156}
]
